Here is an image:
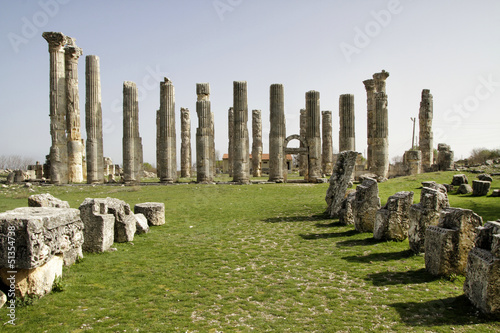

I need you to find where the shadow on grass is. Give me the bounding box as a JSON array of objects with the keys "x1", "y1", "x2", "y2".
[
  {"x1": 263, "y1": 213, "x2": 328, "y2": 223},
  {"x1": 366, "y1": 268, "x2": 439, "y2": 285},
  {"x1": 342, "y1": 249, "x2": 414, "y2": 263},
  {"x1": 390, "y1": 295, "x2": 499, "y2": 327},
  {"x1": 299, "y1": 229, "x2": 358, "y2": 240},
  {"x1": 335, "y1": 236, "x2": 382, "y2": 247},
  {"x1": 314, "y1": 221, "x2": 343, "y2": 228}
]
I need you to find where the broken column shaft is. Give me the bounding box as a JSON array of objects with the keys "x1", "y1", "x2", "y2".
[
  {"x1": 180, "y1": 108, "x2": 191, "y2": 178},
  {"x1": 269, "y1": 84, "x2": 286, "y2": 182},
  {"x1": 299, "y1": 108, "x2": 308, "y2": 177},
  {"x1": 122, "y1": 81, "x2": 143, "y2": 184},
  {"x1": 322, "y1": 110, "x2": 333, "y2": 176},
  {"x1": 227, "y1": 107, "x2": 234, "y2": 177},
  {"x1": 85, "y1": 55, "x2": 104, "y2": 184},
  {"x1": 232, "y1": 81, "x2": 250, "y2": 183},
  {"x1": 158, "y1": 78, "x2": 177, "y2": 183},
  {"x1": 196, "y1": 83, "x2": 214, "y2": 183},
  {"x1": 339, "y1": 94, "x2": 355, "y2": 152},
  {"x1": 306, "y1": 90, "x2": 322, "y2": 182},
  {"x1": 419, "y1": 89, "x2": 434, "y2": 171},
  {"x1": 252, "y1": 110, "x2": 263, "y2": 177}
]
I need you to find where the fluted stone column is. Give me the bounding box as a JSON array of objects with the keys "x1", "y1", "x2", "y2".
[
  {"x1": 363, "y1": 79, "x2": 375, "y2": 170},
  {"x1": 339, "y1": 94, "x2": 355, "y2": 152},
  {"x1": 122, "y1": 81, "x2": 143, "y2": 184},
  {"x1": 372, "y1": 92, "x2": 389, "y2": 179},
  {"x1": 156, "y1": 109, "x2": 161, "y2": 178},
  {"x1": 269, "y1": 84, "x2": 286, "y2": 182},
  {"x1": 196, "y1": 83, "x2": 213, "y2": 183},
  {"x1": 233, "y1": 81, "x2": 250, "y2": 183},
  {"x1": 306, "y1": 90, "x2": 322, "y2": 182},
  {"x1": 43, "y1": 31, "x2": 68, "y2": 184},
  {"x1": 299, "y1": 108, "x2": 308, "y2": 177},
  {"x1": 158, "y1": 78, "x2": 177, "y2": 183},
  {"x1": 211, "y1": 111, "x2": 216, "y2": 176},
  {"x1": 85, "y1": 55, "x2": 104, "y2": 184},
  {"x1": 227, "y1": 107, "x2": 234, "y2": 177},
  {"x1": 65, "y1": 39, "x2": 84, "y2": 183},
  {"x1": 322, "y1": 111, "x2": 333, "y2": 176},
  {"x1": 419, "y1": 89, "x2": 433, "y2": 171},
  {"x1": 252, "y1": 110, "x2": 263, "y2": 177},
  {"x1": 180, "y1": 108, "x2": 191, "y2": 178}
]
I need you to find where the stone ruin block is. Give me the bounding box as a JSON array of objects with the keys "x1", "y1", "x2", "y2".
[
  {"x1": 325, "y1": 150, "x2": 358, "y2": 218},
  {"x1": 0, "y1": 207, "x2": 83, "y2": 269},
  {"x1": 457, "y1": 184, "x2": 473, "y2": 194},
  {"x1": 464, "y1": 221, "x2": 500, "y2": 314},
  {"x1": 353, "y1": 177, "x2": 381, "y2": 233},
  {"x1": 437, "y1": 143, "x2": 454, "y2": 171},
  {"x1": 338, "y1": 190, "x2": 356, "y2": 225},
  {"x1": 472, "y1": 180, "x2": 491, "y2": 196},
  {"x1": 135, "y1": 213, "x2": 150, "y2": 234},
  {"x1": 79, "y1": 198, "x2": 115, "y2": 252},
  {"x1": 134, "y1": 202, "x2": 165, "y2": 226},
  {"x1": 424, "y1": 207, "x2": 482, "y2": 276},
  {"x1": 451, "y1": 174, "x2": 468, "y2": 186},
  {"x1": 478, "y1": 174, "x2": 493, "y2": 182},
  {"x1": 408, "y1": 185, "x2": 450, "y2": 253},
  {"x1": 374, "y1": 191, "x2": 414, "y2": 241},
  {"x1": 491, "y1": 189, "x2": 500, "y2": 197},
  {"x1": 28, "y1": 193, "x2": 70, "y2": 208},
  {"x1": 105, "y1": 198, "x2": 137, "y2": 242}
]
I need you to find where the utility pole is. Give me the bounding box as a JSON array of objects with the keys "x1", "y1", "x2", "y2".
[{"x1": 410, "y1": 117, "x2": 416, "y2": 149}]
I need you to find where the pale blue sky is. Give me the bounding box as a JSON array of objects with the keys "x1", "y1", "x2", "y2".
[{"x1": 1, "y1": 0, "x2": 499, "y2": 166}]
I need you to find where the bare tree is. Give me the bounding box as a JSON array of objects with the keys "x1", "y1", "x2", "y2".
[{"x1": 0, "y1": 155, "x2": 34, "y2": 170}]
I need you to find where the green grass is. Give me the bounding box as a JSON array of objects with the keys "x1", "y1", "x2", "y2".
[{"x1": 0, "y1": 171, "x2": 499, "y2": 332}]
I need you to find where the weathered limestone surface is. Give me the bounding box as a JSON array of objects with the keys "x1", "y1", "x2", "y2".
[
  {"x1": 158, "y1": 78, "x2": 177, "y2": 183},
  {"x1": 322, "y1": 111, "x2": 334, "y2": 176},
  {"x1": 478, "y1": 174, "x2": 493, "y2": 182},
  {"x1": 464, "y1": 221, "x2": 500, "y2": 314},
  {"x1": 472, "y1": 180, "x2": 491, "y2": 196},
  {"x1": 228, "y1": 107, "x2": 234, "y2": 177},
  {"x1": 403, "y1": 150, "x2": 421, "y2": 175},
  {"x1": 339, "y1": 190, "x2": 356, "y2": 225},
  {"x1": 372, "y1": 91, "x2": 389, "y2": 179},
  {"x1": 233, "y1": 81, "x2": 250, "y2": 183},
  {"x1": 353, "y1": 177, "x2": 381, "y2": 233},
  {"x1": 363, "y1": 79, "x2": 376, "y2": 169},
  {"x1": 122, "y1": 81, "x2": 143, "y2": 184},
  {"x1": 424, "y1": 207, "x2": 482, "y2": 276},
  {"x1": 79, "y1": 198, "x2": 115, "y2": 252},
  {"x1": 0, "y1": 290, "x2": 5, "y2": 308},
  {"x1": 134, "y1": 213, "x2": 150, "y2": 234},
  {"x1": 419, "y1": 89, "x2": 434, "y2": 171},
  {"x1": 252, "y1": 110, "x2": 263, "y2": 177},
  {"x1": 269, "y1": 84, "x2": 286, "y2": 182},
  {"x1": 0, "y1": 207, "x2": 83, "y2": 269},
  {"x1": 134, "y1": 202, "x2": 165, "y2": 226},
  {"x1": 180, "y1": 108, "x2": 191, "y2": 178},
  {"x1": 306, "y1": 90, "x2": 322, "y2": 182},
  {"x1": 0, "y1": 254, "x2": 63, "y2": 299},
  {"x1": 339, "y1": 94, "x2": 355, "y2": 152},
  {"x1": 85, "y1": 55, "x2": 104, "y2": 184},
  {"x1": 43, "y1": 32, "x2": 68, "y2": 184},
  {"x1": 325, "y1": 150, "x2": 358, "y2": 218},
  {"x1": 451, "y1": 174, "x2": 468, "y2": 186},
  {"x1": 28, "y1": 193, "x2": 70, "y2": 208},
  {"x1": 299, "y1": 108, "x2": 308, "y2": 177},
  {"x1": 196, "y1": 83, "x2": 214, "y2": 183},
  {"x1": 437, "y1": 143, "x2": 454, "y2": 171},
  {"x1": 211, "y1": 111, "x2": 216, "y2": 177},
  {"x1": 65, "y1": 40, "x2": 84, "y2": 183},
  {"x1": 408, "y1": 185, "x2": 450, "y2": 253},
  {"x1": 106, "y1": 198, "x2": 136, "y2": 243},
  {"x1": 374, "y1": 191, "x2": 414, "y2": 241}
]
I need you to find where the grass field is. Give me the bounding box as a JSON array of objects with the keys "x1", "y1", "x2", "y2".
[{"x1": 0, "y1": 171, "x2": 499, "y2": 332}]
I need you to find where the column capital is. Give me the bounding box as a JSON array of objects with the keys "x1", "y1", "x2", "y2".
[
  {"x1": 373, "y1": 69, "x2": 390, "y2": 82},
  {"x1": 42, "y1": 32, "x2": 67, "y2": 51},
  {"x1": 363, "y1": 79, "x2": 375, "y2": 91},
  {"x1": 65, "y1": 45, "x2": 83, "y2": 61}
]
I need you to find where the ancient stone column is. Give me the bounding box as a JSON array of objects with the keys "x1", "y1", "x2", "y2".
[
  {"x1": 158, "y1": 78, "x2": 177, "y2": 183},
  {"x1": 322, "y1": 111, "x2": 334, "y2": 176},
  {"x1": 43, "y1": 31, "x2": 68, "y2": 184},
  {"x1": 196, "y1": 83, "x2": 213, "y2": 183},
  {"x1": 419, "y1": 89, "x2": 434, "y2": 171},
  {"x1": 306, "y1": 90, "x2": 322, "y2": 182},
  {"x1": 252, "y1": 110, "x2": 263, "y2": 177},
  {"x1": 210, "y1": 111, "x2": 216, "y2": 176},
  {"x1": 122, "y1": 81, "x2": 143, "y2": 184},
  {"x1": 269, "y1": 84, "x2": 286, "y2": 182},
  {"x1": 363, "y1": 79, "x2": 375, "y2": 169},
  {"x1": 65, "y1": 39, "x2": 84, "y2": 183},
  {"x1": 227, "y1": 107, "x2": 234, "y2": 177},
  {"x1": 299, "y1": 108, "x2": 308, "y2": 177},
  {"x1": 180, "y1": 108, "x2": 191, "y2": 178},
  {"x1": 156, "y1": 109, "x2": 161, "y2": 178},
  {"x1": 372, "y1": 92, "x2": 389, "y2": 179},
  {"x1": 339, "y1": 94, "x2": 355, "y2": 152},
  {"x1": 85, "y1": 55, "x2": 104, "y2": 184},
  {"x1": 233, "y1": 81, "x2": 250, "y2": 183}
]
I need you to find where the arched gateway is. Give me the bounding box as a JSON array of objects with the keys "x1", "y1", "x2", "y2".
[{"x1": 284, "y1": 134, "x2": 308, "y2": 181}]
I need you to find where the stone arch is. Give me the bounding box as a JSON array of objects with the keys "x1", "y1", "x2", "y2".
[{"x1": 284, "y1": 134, "x2": 308, "y2": 154}]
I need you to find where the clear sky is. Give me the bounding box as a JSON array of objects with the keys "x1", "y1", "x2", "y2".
[{"x1": 1, "y1": 0, "x2": 499, "y2": 167}]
